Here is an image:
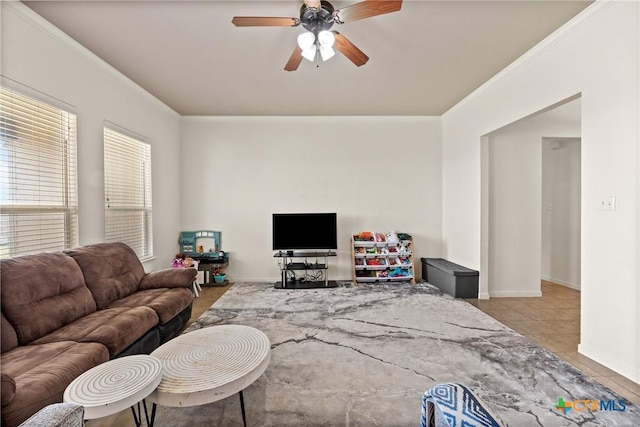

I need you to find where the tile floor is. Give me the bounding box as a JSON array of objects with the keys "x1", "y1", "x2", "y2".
[{"x1": 465, "y1": 280, "x2": 640, "y2": 406}]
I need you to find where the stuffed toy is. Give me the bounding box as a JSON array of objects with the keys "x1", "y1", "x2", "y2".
[{"x1": 172, "y1": 253, "x2": 185, "y2": 268}]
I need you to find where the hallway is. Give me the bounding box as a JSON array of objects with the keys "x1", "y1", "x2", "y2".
[{"x1": 466, "y1": 281, "x2": 640, "y2": 406}]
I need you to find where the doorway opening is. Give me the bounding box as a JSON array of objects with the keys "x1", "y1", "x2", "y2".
[
  {"x1": 541, "y1": 137, "x2": 581, "y2": 291},
  {"x1": 477, "y1": 95, "x2": 582, "y2": 353},
  {"x1": 480, "y1": 95, "x2": 581, "y2": 299}
]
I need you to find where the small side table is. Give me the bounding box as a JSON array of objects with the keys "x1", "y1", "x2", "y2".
[
  {"x1": 63, "y1": 355, "x2": 162, "y2": 426},
  {"x1": 148, "y1": 325, "x2": 270, "y2": 427}
]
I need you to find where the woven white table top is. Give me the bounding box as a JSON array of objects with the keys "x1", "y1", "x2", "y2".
[
  {"x1": 63, "y1": 355, "x2": 163, "y2": 419},
  {"x1": 148, "y1": 325, "x2": 271, "y2": 407}
]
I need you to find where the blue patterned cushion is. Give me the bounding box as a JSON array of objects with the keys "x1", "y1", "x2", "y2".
[{"x1": 421, "y1": 383, "x2": 503, "y2": 427}]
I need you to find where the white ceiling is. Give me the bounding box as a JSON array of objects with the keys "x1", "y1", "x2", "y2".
[{"x1": 24, "y1": 1, "x2": 592, "y2": 116}]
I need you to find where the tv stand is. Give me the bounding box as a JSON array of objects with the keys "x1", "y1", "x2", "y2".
[{"x1": 274, "y1": 250, "x2": 338, "y2": 289}]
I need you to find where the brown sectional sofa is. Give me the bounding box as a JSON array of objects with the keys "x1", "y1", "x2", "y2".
[{"x1": 0, "y1": 242, "x2": 196, "y2": 427}]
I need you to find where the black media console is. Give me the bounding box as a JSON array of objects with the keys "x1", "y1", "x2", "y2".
[{"x1": 273, "y1": 250, "x2": 338, "y2": 289}]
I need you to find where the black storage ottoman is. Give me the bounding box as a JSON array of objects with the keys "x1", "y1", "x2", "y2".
[{"x1": 421, "y1": 258, "x2": 479, "y2": 298}]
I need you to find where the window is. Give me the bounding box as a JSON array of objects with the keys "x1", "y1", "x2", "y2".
[
  {"x1": 0, "y1": 86, "x2": 78, "y2": 258},
  {"x1": 104, "y1": 126, "x2": 153, "y2": 259}
]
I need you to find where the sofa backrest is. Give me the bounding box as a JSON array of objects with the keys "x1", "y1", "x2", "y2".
[
  {"x1": 64, "y1": 242, "x2": 145, "y2": 310},
  {"x1": 0, "y1": 253, "x2": 97, "y2": 345}
]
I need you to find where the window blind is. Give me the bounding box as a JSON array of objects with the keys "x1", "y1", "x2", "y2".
[
  {"x1": 104, "y1": 127, "x2": 153, "y2": 259},
  {"x1": 0, "y1": 86, "x2": 78, "y2": 258}
]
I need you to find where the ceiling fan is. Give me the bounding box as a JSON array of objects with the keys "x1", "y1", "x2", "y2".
[{"x1": 232, "y1": 0, "x2": 403, "y2": 71}]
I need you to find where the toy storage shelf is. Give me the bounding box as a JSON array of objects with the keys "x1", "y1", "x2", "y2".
[{"x1": 351, "y1": 232, "x2": 415, "y2": 285}]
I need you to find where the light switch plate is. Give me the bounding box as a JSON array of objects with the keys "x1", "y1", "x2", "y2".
[{"x1": 599, "y1": 196, "x2": 616, "y2": 211}]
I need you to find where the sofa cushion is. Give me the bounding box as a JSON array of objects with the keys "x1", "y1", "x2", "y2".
[
  {"x1": 0, "y1": 253, "x2": 96, "y2": 344},
  {"x1": 31, "y1": 307, "x2": 159, "y2": 358},
  {"x1": 2, "y1": 314, "x2": 18, "y2": 353},
  {"x1": 64, "y1": 242, "x2": 145, "y2": 310},
  {"x1": 1, "y1": 373, "x2": 16, "y2": 406},
  {"x1": 108, "y1": 287, "x2": 194, "y2": 324},
  {"x1": 1, "y1": 341, "x2": 108, "y2": 427}
]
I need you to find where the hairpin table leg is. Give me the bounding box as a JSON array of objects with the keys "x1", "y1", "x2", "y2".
[{"x1": 239, "y1": 390, "x2": 247, "y2": 427}]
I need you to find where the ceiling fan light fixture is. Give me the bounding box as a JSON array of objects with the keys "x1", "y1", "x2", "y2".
[
  {"x1": 301, "y1": 46, "x2": 317, "y2": 62},
  {"x1": 297, "y1": 31, "x2": 315, "y2": 50},
  {"x1": 232, "y1": 0, "x2": 404, "y2": 71},
  {"x1": 318, "y1": 30, "x2": 335, "y2": 48},
  {"x1": 320, "y1": 45, "x2": 335, "y2": 61}
]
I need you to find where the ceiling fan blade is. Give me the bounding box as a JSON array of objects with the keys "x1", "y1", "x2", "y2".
[
  {"x1": 284, "y1": 46, "x2": 304, "y2": 72},
  {"x1": 231, "y1": 17, "x2": 300, "y2": 27},
  {"x1": 303, "y1": 0, "x2": 321, "y2": 9},
  {"x1": 334, "y1": 0, "x2": 402, "y2": 24},
  {"x1": 333, "y1": 32, "x2": 369, "y2": 67}
]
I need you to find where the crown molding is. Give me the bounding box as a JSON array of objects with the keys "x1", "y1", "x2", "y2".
[
  {"x1": 442, "y1": 0, "x2": 615, "y2": 118},
  {"x1": 2, "y1": 1, "x2": 179, "y2": 118},
  {"x1": 180, "y1": 115, "x2": 439, "y2": 123}
]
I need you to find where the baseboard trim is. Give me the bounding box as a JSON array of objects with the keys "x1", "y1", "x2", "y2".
[
  {"x1": 578, "y1": 343, "x2": 640, "y2": 384},
  {"x1": 489, "y1": 290, "x2": 543, "y2": 298},
  {"x1": 541, "y1": 275, "x2": 580, "y2": 291},
  {"x1": 478, "y1": 292, "x2": 491, "y2": 300}
]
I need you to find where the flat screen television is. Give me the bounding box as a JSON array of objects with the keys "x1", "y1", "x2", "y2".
[{"x1": 272, "y1": 213, "x2": 337, "y2": 250}]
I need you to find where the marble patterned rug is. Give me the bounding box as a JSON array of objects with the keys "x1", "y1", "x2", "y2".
[{"x1": 152, "y1": 282, "x2": 639, "y2": 426}]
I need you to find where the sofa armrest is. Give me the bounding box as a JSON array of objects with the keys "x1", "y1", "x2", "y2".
[
  {"x1": 19, "y1": 403, "x2": 84, "y2": 427},
  {"x1": 1, "y1": 373, "x2": 16, "y2": 406},
  {"x1": 139, "y1": 268, "x2": 197, "y2": 290}
]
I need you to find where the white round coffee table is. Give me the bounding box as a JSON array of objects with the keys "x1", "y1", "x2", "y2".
[
  {"x1": 148, "y1": 325, "x2": 271, "y2": 426},
  {"x1": 63, "y1": 354, "x2": 162, "y2": 425}
]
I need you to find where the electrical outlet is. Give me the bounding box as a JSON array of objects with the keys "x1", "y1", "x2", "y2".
[{"x1": 599, "y1": 196, "x2": 616, "y2": 211}]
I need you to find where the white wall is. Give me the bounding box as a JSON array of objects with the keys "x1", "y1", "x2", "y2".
[
  {"x1": 442, "y1": 1, "x2": 639, "y2": 382},
  {"x1": 180, "y1": 116, "x2": 442, "y2": 281},
  {"x1": 488, "y1": 130, "x2": 542, "y2": 297},
  {"x1": 1, "y1": 3, "x2": 182, "y2": 271},
  {"x1": 486, "y1": 100, "x2": 580, "y2": 297},
  {"x1": 542, "y1": 138, "x2": 581, "y2": 290}
]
